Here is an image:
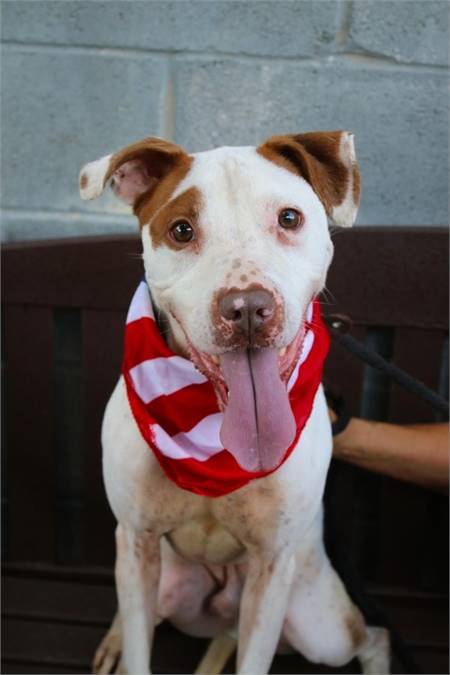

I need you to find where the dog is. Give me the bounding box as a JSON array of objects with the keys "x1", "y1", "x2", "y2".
[{"x1": 79, "y1": 132, "x2": 390, "y2": 675}]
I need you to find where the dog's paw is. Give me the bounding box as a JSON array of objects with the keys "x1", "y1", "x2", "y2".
[{"x1": 92, "y1": 628, "x2": 122, "y2": 674}]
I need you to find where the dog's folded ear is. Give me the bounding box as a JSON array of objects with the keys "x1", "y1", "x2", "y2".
[
  {"x1": 79, "y1": 137, "x2": 190, "y2": 207},
  {"x1": 257, "y1": 131, "x2": 360, "y2": 227}
]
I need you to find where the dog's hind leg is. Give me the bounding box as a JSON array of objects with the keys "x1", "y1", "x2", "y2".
[{"x1": 282, "y1": 523, "x2": 391, "y2": 674}]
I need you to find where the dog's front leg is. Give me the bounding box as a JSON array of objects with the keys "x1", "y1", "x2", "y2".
[
  {"x1": 237, "y1": 548, "x2": 295, "y2": 674},
  {"x1": 115, "y1": 524, "x2": 161, "y2": 675}
]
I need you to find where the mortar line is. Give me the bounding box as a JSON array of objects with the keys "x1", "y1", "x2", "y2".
[
  {"x1": 1, "y1": 40, "x2": 447, "y2": 72},
  {"x1": 162, "y1": 54, "x2": 176, "y2": 142},
  {"x1": 336, "y1": 0, "x2": 353, "y2": 51}
]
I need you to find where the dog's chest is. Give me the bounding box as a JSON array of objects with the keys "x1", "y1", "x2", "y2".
[{"x1": 167, "y1": 515, "x2": 245, "y2": 565}]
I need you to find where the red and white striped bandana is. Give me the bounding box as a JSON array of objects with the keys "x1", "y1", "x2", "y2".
[{"x1": 122, "y1": 282, "x2": 330, "y2": 498}]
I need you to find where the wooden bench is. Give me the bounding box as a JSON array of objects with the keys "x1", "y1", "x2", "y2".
[{"x1": 2, "y1": 227, "x2": 448, "y2": 674}]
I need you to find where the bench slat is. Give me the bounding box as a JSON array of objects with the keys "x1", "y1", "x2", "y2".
[
  {"x1": 2, "y1": 235, "x2": 142, "y2": 310},
  {"x1": 2, "y1": 575, "x2": 115, "y2": 625},
  {"x1": 4, "y1": 306, "x2": 57, "y2": 562},
  {"x1": 324, "y1": 325, "x2": 367, "y2": 415},
  {"x1": 2, "y1": 616, "x2": 104, "y2": 671},
  {"x1": 377, "y1": 328, "x2": 447, "y2": 586},
  {"x1": 389, "y1": 328, "x2": 446, "y2": 424},
  {"x1": 83, "y1": 309, "x2": 124, "y2": 565},
  {"x1": 327, "y1": 227, "x2": 448, "y2": 329}
]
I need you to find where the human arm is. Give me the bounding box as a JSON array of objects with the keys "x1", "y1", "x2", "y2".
[{"x1": 331, "y1": 417, "x2": 449, "y2": 492}]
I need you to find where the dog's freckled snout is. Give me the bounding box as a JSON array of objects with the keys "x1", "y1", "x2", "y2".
[{"x1": 219, "y1": 290, "x2": 275, "y2": 338}]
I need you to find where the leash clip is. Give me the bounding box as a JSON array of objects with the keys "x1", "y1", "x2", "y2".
[{"x1": 324, "y1": 313, "x2": 353, "y2": 335}]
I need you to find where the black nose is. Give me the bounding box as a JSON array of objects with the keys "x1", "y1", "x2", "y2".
[{"x1": 219, "y1": 289, "x2": 275, "y2": 339}]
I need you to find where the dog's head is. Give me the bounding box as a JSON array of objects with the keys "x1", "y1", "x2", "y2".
[{"x1": 80, "y1": 132, "x2": 360, "y2": 472}]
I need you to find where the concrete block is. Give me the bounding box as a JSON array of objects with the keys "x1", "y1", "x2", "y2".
[
  {"x1": 349, "y1": 0, "x2": 449, "y2": 66},
  {"x1": 174, "y1": 57, "x2": 448, "y2": 226},
  {"x1": 2, "y1": 0, "x2": 339, "y2": 58},
  {"x1": 1, "y1": 46, "x2": 166, "y2": 214}
]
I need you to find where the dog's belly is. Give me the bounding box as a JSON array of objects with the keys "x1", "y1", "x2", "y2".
[{"x1": 167, "y1": 516, "x2": 246, "y2": 565}]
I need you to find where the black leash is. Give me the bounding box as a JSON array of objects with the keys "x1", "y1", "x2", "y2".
[{"x1": 325, "y1": 315, "x2": 449, "y2": 417}]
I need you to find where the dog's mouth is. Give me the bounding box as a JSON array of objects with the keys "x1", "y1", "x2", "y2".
[{"x1": 183, "y1": 321, "x2": 306, "y2": 473}]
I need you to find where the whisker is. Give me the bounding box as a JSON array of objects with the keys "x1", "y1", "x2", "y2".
[
  {"x1": 329, "y1": 226, "x2": 346, "y2": 239},
  {"x1": 321, "y1": 286, "x2": 336, "y2": 304}
]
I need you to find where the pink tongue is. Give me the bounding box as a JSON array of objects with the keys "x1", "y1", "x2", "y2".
[{"x1": 219, "y1": 348, "x2": 296, "y2": 472}]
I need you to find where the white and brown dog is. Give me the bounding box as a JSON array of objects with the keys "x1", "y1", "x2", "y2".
[{"x1": 79, "y1": 132, "x2": 390, "y2": 675}]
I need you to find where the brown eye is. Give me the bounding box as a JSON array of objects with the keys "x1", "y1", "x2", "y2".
[
  {"x1": 278, "y1": 208, "x2": 303, "y2": 230},
  {"x1": 170, "y1": 221, "x2": 194, "y2": 243}
]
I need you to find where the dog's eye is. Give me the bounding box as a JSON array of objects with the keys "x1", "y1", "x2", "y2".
[
  {"x1": 278, "y1": 208, "x2": 304, "y2": 230},
  {"x1": 170, "y1": 221, "x2": 194, "y2": 243}
]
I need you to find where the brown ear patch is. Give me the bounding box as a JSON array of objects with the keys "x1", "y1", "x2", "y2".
[
  {"x1": 134, "y1": 155, "x2": 194, "y2": 231},
  {"x1": 79, "y1": 172, "x2": 88, "y2": 190},
  {"x1": 352, "y1": 156, "x2": 361, "y2": 204},
  {"x1": 257, "y1": 131, "x2": 360, "y2": 227}
]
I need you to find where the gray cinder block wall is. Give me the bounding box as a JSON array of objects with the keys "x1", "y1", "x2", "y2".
[{"x1": 1, "y1": 0, "x2": 448, "y2": 241}]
